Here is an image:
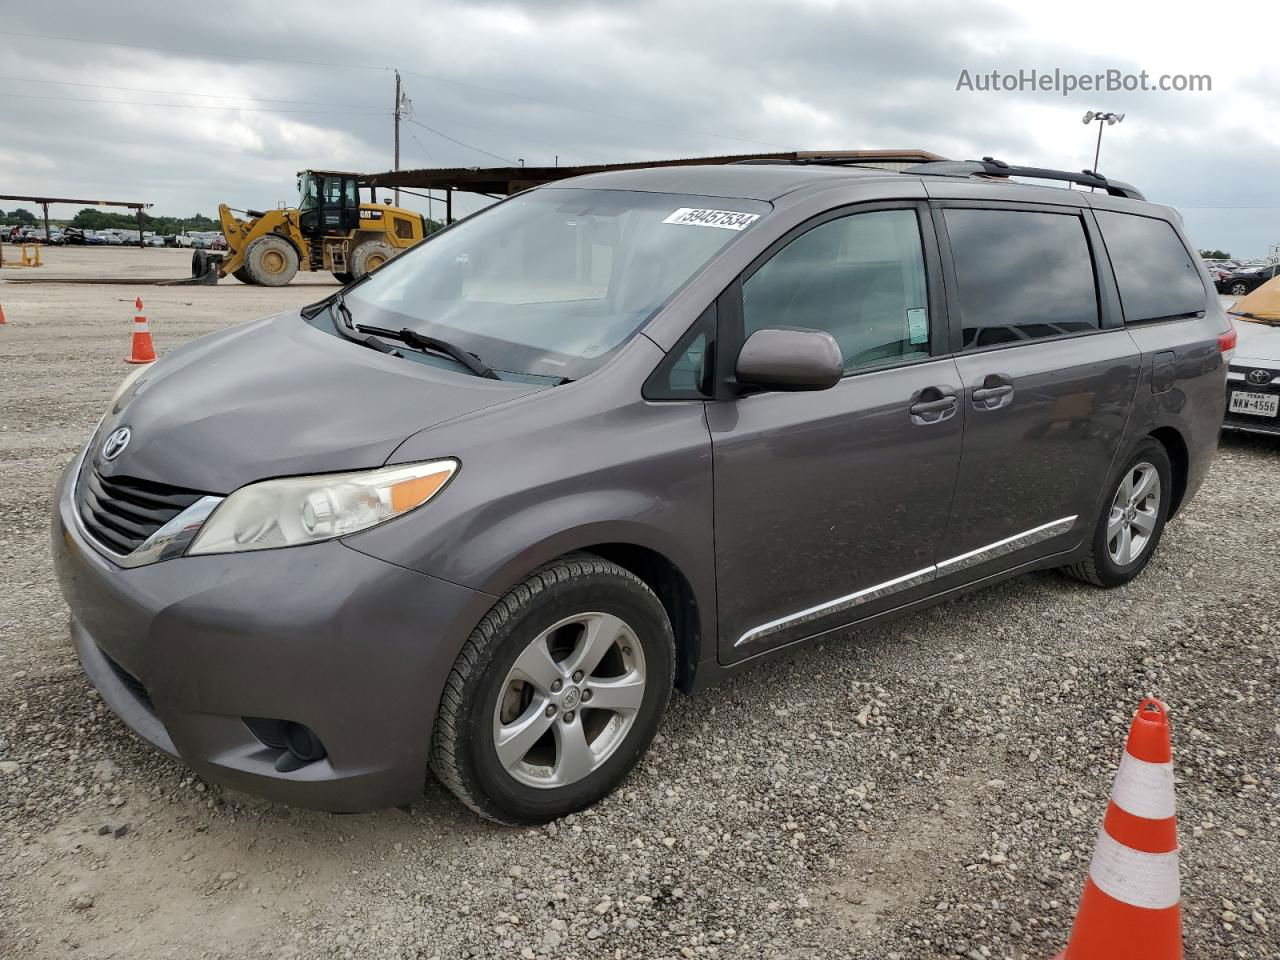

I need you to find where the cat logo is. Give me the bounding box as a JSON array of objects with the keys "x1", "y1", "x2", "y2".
[{"x1": 359, "y1": 209, "x2": 384, "y2": 220}]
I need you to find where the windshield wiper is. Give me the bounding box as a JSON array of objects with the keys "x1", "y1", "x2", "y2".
[
  {"x1": 327, "y1": 294, "x2": 400, "y2": 355},
  {"x1": 354, "y1": 323, "x2": 499, "y2": 379}
]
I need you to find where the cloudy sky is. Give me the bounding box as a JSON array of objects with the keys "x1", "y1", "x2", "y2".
[{"x1": 3, "y1": 0, "x2": 1278, "y2": 255}]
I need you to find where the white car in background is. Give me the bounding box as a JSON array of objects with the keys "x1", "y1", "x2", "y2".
[{"x1": 1225, "y1": 284, "x2": 1280, "y2": 437}]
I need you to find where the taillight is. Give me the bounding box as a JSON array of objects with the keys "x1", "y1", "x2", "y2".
[{"x1": 1218, "y1": 327, "x2": 1237, "y2": 360}]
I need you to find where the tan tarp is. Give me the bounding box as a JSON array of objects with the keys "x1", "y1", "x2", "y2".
[{"x1": 1229, "y1": 274, "x2": 1280, "y2": 321}]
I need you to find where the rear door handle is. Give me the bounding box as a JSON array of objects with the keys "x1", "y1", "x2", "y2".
[
  {"x1": 972, "y1": 376, "x2": 1015, "y2": 410},
  {"x1": 972, "y1": 385, "x2": 1013, "y2": 402}
]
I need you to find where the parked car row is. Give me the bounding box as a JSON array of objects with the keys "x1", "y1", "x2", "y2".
[
  {"x1": 1213, "y1": 260, "x2": 1280, "y2": 298},
  {"x1": 5, "y1": 226, "x2": 225, "y2": 249}
]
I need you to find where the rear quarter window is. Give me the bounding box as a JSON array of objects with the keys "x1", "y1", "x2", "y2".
[{"x1": 1094, "y1": 211, "x2": 1206, "y2": 322}]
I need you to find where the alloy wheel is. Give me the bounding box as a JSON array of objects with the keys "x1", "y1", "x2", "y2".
[
  {"x1": 493, "y1": 612, "x2": 646, "y2": 789},
  {"x1": 1107, "y1": 462, "x2": 1161, "y2": 566}
]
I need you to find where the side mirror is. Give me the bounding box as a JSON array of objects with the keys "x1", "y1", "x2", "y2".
[{"x1": 735, "y1": 328, "x2": 843, "y2": 392}]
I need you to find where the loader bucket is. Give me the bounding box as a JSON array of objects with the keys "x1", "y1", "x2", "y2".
[{"x1": 160, "y1": 250, "x2": 223, "y2": 286}]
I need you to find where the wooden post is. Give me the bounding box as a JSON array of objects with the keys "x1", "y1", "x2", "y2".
[
  {"x1": 41, "y1": 202, "x2": 50, "y2": 244},
  {"x1": 136, "y1": 207, "x2": 144, "y2": 247}
]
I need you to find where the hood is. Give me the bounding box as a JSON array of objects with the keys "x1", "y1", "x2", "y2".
[
  {"x1": 1233, "y1": 315, "x2": 1280, "y2": 365},
  {"x1": 95, "y1": 312, "x2": 541, "y2": 492}
]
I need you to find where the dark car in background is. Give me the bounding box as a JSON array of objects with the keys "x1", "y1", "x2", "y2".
[
  {"x1": 52, "y1": 157, "x2": 1230, "y2": 823},
  {"x1": 1217, "y1": 262, "x2": 1280, "y2": 297}
]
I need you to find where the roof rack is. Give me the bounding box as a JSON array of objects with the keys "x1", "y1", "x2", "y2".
[{"x1": 901, "y1": 156, "x2": 1145, "y2": 201}]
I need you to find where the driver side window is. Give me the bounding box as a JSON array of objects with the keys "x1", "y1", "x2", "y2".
[{"x1": 741, "y1": 209, "x2": 930, "y2": 372}]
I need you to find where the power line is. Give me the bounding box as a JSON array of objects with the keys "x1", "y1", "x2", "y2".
[
  {"x1": 404, "y1": 117, "x2": 514, "y2": 164},
  {"x1": 399, "y1": 68, "x2": 790, "y2": 149},
  {"x1": 2, "y1": 29, "x2": 788, "y2": 151},
  {"x1": 0, "y1": 91, "x2": 384, "y2": 115},
  {"x1": 0, "y1": 74, "x2": 369, "y2": 108}
]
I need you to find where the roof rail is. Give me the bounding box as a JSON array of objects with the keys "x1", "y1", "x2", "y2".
[{"x1": 901, "y1": 156, "x2": 1145, "y2": 201}]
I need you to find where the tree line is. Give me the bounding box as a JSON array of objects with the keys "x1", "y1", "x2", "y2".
[{"x1": 0, "y1": 207, "x2": 218, "y2": 234}]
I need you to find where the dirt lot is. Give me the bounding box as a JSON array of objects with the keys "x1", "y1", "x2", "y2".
[{"x1": 1, "y1": 247, "x2": 1278, "y2": 959}]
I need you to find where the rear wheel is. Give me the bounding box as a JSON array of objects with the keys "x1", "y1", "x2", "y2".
[
  {"x1": 1063, "y1": 439, "x2": 1172, "y2": 588},
  {"x1": 431, "y1": 555, "x2": 675, "y2": 824},
  {"x1": 243, "y1": 235, "x2": 299, "y2": 287},
  {"x1": 349, "y1": 238, "x2": 394, "y2": 280},
  {"x1": 232, "y1": 266, "x2": 255, "y2": 284},
  {"x1": 1230, "y1": 281, "x2": 1250, "y2": 297},
  {"x1": 331, "y1": 271, "x2": 354, "y2": 285}
]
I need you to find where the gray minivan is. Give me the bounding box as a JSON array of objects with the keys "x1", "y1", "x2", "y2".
[{"x1": 52, "y1": 158, "x2": 1230, "y2": 823}]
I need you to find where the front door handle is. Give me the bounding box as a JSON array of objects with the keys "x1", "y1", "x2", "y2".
[
  {"x1": 972, "y1": 375, "x2": 1015, "y2": 411},
  {"x1": 909, "y1": 388, "x2": 959, "y2": 425}
]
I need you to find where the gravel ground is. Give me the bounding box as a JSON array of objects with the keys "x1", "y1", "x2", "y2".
[{"x1": 1, "y1": 249, "x2": 1277, "y2": 959}]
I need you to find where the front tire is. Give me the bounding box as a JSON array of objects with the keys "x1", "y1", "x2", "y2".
[
  {"x1": 431, "y1": 555, "x2": 675, "y2": 825},
  {"x1": 1063, "y1": 439, "x2": 1172, "y2": 588},
  {"x1": 243, "y1": 235, "x2": 299, "y2": 286}
]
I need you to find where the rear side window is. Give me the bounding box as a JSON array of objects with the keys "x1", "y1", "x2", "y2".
[
  {"x1": 1093, "y1": 211, "x2": 1206, "y2": 322},
  {"x1": 944, "y1": 209, "x2": 1099, "y2": 349}
]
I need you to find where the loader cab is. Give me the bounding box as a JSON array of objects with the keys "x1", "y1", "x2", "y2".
[{"x1": 297, "y1": 170, "x2": 361, "y2": 236}]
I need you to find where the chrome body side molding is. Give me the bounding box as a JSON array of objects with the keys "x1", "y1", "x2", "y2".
[
  {"x1": 934, "y1": 516, "x2": 1078, "y2": 576},
  {"x1": 734, "y1": 515, "x2": 1078, "y2": 648}
]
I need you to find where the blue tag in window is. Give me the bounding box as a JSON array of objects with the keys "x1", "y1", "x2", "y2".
[{"x1": 907, "y1": 308, "x2": 929, "y2": 345}]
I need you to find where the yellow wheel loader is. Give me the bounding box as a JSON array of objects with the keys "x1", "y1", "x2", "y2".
[{"x1": 189, "y1": 170, "x2": 428, "y2": 286}]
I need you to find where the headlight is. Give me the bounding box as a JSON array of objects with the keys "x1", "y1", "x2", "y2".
[
  {"x1": 186, "y1": 459, "x2": 457, "y2": 556},
  {"x1": 109, "y1": 365, "x2": 147, "y2": 412}
]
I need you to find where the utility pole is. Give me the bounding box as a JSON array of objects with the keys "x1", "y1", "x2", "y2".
[{"x1": 393, "y1": 69, "x2": 402, "y2": 207}]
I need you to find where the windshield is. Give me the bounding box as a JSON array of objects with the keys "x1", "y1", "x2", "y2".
[
  {"x1": 344, "y1": 188, "x2": 769, "y2": 380},
  {"x1": 298, "y1": 173, "x2": 318, "y2": 212}
]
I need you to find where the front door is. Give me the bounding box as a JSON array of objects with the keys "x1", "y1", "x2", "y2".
[
  {"x1": 932, "y1": 203, "x2": 1140, "y2": 584},
  {"x1": 710, "y1": 204, "x2": 965, "y2": 664}
]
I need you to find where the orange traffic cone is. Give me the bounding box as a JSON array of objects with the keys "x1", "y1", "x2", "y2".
[
  {"x1": 1054, "y1": 698, "x2": 1182, "y2": 959},
  {"x1": 0, "y1": 303, "x2": 6, "y2": 325},
  {"x1": 125, "y1": 296, "x2": 156, "y2": 364}
]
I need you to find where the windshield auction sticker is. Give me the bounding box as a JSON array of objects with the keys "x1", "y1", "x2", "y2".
[{"x1": 663, "y1": 208, "x2": 760, "y2": 230}]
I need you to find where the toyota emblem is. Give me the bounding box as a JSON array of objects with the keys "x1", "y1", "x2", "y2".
[
  {"x1": 101, "y1": 426, "x2": 132, "y2": 461},
  {"x1": 1247, "y1": 368, "x2": 1272, "y2": 386}
]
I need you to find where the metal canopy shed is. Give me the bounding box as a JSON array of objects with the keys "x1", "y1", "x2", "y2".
[
  {"x1": 360, "y1": 150, "x2": 944, "y2": 222},
  {"x1": 0, "y1": 193, "x2": 153, "y2": 247}
]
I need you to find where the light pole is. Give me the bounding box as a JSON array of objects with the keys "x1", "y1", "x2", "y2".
[{"x1": 1082, "y1": 111, "x2": 1125, "y2": 174}]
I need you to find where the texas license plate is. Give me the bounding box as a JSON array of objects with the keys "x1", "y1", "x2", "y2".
[{"x1": 1230, "y1": 391, "x2": 1279, "y2": 417}]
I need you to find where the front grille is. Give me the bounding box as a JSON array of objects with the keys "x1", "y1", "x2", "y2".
[
  {"x1": 100, "y1": 647, "x2": 155, "y2": 713},
  {"x1": 78, "y1": 467, "x2": 206, "y2": 556}
]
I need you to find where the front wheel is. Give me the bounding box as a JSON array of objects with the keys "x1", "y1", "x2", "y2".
[
  {"x1": 431, "y1": 555, "x2": 675, "y2": 824},
  {"x1": 1062, "y1": 439, "x2": 1172, "y2": 588}
]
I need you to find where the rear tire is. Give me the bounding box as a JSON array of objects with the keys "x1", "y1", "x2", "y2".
[
  {"x1": 232, "y1": 266, "x2": 255, "y2": 285},
  {"x1": 1230, "y1": 281, "x2": 1250, "y2": 297},
  {"x1": 431, "y1": 554, "x2": 675, "y2": 825},
  {"x1": 1063, "y1": 439, "x2": 1172, "y2": 588},
  {"x1": 331, "y1": 271, "x2": 354, "y2": 285},
  {"x1": 349, "y1": 238, "x2": 394, "y2": 280},
  {"x1": 243, "y1": 235, "x2": 299, "y2": 287}
]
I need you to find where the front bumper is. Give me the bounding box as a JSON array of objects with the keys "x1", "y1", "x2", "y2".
[
  {"x1": 51, "y1": 458, "x2": 496, "y2": 812},
  {"x1": 1223, "y1": 369, "x2": 1280, "y2": 437}
]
